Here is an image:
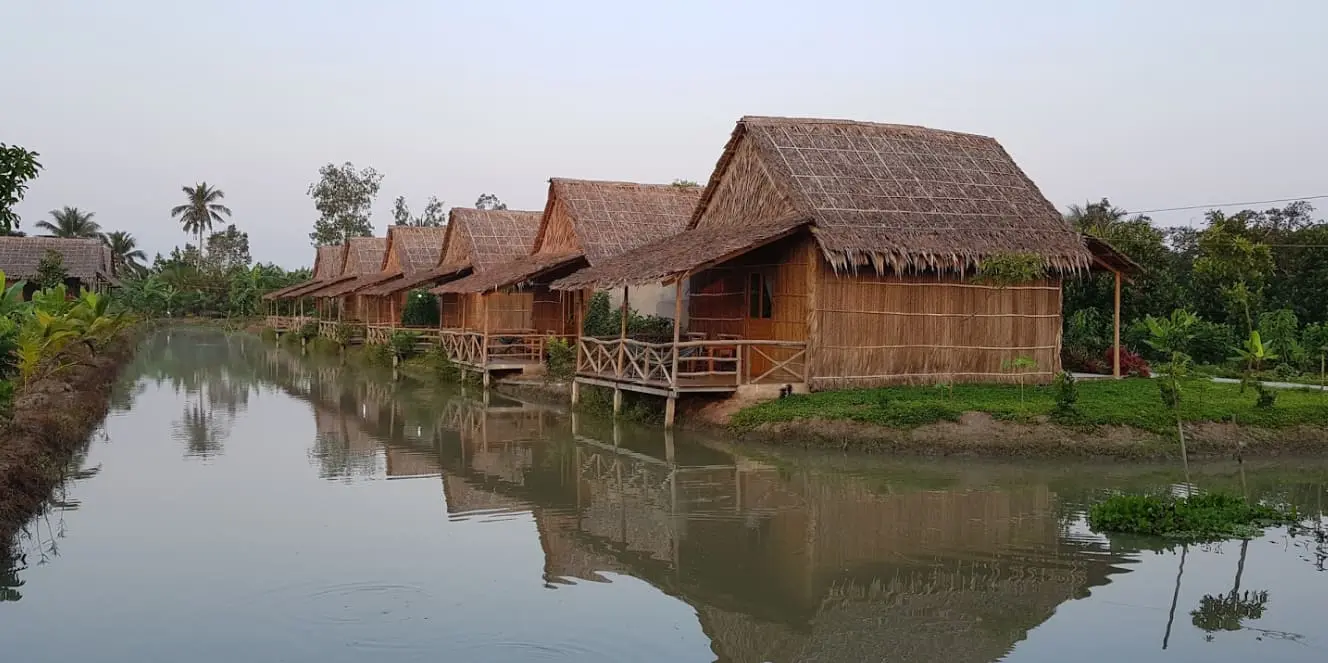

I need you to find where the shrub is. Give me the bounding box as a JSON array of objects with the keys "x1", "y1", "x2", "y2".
[
  {"x1": 1188, "y1": 318, "x2": 1238, "y2": 365},
  {"x1": 1272, "y1": 362, "x2": 1299, "y2": 381},
  {"x1": 389, "y1": 330, "x2": 422, "y2": 361},
  {"x1": 1104, "y1": 347, "x2": 1151, "y2": 377},
  {"x1": 1088, "y1": 492, "x2": 1297, "y2": 540},
  {"x1": 544, "y1": 336, "x2": 574, "y2": 381},
  {"x1": 1253, "y1": 382, "x2": 1278, "y2": 409},
  {"x1": 581, "y1": 290, "x2": 675, "y2": 342},
  {"x1": 1053, "y1": 371, "x2": 1078, "y2": 412},
  {"x1": 363, "y1": 342, "x2": 393, "y2": 365},
  {"x1": 400, "y1": 290, "x2": 439, "y2": 326}
]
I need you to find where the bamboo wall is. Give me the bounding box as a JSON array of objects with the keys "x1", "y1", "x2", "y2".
[
  {"x1": 687, "y1": 234, "x2": 812, "y2": 382},
  {"x1": 460, "y1": 292, "x2": 534, "y2": 332},
  {"x1": 440, "y1": 293, "x2": 463, "y2": 328},
  {"x1": 811, "y1": 265, "x2": 1063, "y2": 388},
  {"x1": 531, "y1": 285, "x2": 575, "y2": 335}
]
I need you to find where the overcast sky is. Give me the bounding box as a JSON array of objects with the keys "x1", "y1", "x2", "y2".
[{"x1": 4, "y1": 1, "x2": 1326, "y2": 269}]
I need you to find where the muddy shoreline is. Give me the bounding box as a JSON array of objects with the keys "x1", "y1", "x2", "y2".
[{"x1": 0, "y1": 333, "x2": 139, "y2": 546}]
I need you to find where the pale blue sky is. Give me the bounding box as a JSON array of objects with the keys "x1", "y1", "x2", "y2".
[{"x1": 4, "y1": 0, "x2": 1325, "y2": 268}]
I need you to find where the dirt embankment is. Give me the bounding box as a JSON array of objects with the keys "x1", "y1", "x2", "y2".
[
  {"x1": 0, "y1": 333, "x2": 139, "y2": 543},
  {"x1": 737, "y1": 412, "x2": 1328, "y2": 460}
]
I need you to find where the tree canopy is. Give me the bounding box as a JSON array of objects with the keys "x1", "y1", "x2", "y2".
[
  {"x1": 0, "y1": 143, "x2": 42, "y2": 235},
  {"x1": 35, "y1": 206, "x2": 101, "y2": 238},
  {"x1": 308, "y1": 162, "x2": 382, "y2": 245}
]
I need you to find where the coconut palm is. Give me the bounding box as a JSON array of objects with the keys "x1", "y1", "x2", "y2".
[
  {"x1": 102, "y1": 230, "x2": 147, "y2": 276},
  {"x1": 35, "y1": 207, "x2": 101, "y2": 238},
  {"x1": 170, "y1": 182, "x2": 232, "y2": 258}
]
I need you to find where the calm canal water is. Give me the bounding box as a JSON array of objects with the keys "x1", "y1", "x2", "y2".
[{"x1": 2, "y1": 329, "x2": 1325, "y2": 662}]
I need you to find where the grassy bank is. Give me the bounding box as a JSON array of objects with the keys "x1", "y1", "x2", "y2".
[
  {"x1": 0, "y1": 331, "x2": 140, "y2": 545},
  {"x1": 731, "y1": 379, "x2": 1328, "y2": 435}
]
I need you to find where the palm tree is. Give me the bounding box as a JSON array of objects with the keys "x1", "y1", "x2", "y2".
[
  {"x1": 170, "y1": 182, "x2": 232, "y2": 258},
  {"x1": 35, "y1": 207, "x2": 101, "y2": 238},
  {"x1": 102, "y1": 230, "x2": 147, "y2": 276}
]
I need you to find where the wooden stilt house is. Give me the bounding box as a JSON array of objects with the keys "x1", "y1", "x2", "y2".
[
  {"x1": 341, "y1": 226, "x2": 450, "y2": 341},
  {"x1": 553, "y1": 117, "x2": 1134, "y2": 424},
  {"x1": 300, "y1": 236, "x2": 388, "y2": 327},
  {"x1": 432, "y1": 179, "x2": 701, "y2": 376},
  {"x1": 422, "y1": 208, "x2": 544, "y2": 381},
  {"x1": 263, "y1": 244, "x2": 346, "y2": 329}
]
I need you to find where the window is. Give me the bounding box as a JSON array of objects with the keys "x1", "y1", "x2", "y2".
[{"x1": 748, "y1": 272, "x2": 773, "y2": 319}]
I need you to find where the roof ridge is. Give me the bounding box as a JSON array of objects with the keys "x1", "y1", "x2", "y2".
[
  {"x1": 739, "y1": 115, "x2": 996, "y2": 141},
  {"x1": 550, "y1": 177, "x2": 698, "y2": 190}
]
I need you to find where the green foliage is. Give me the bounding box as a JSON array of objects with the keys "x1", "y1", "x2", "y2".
[
  {"x1": 1052, "y1": 371, "x2": 1078, "y2": 412},
  {"x1": 115, "y1": 262, "x2": 309, "y2": 318},
  {"x1": 400, "y1": 290, "x2": 439, "y2": 326},
  {"x1": 171, "y1": 182, "x2": 232, "y2": 260},
  {"x1": 392, "y1": 195, "x2": 445, "y2": 227},
  {"x1": 388, "y1": 330, "x2": 422, "y2": 361},
  {"x1": 581, "y1": 291, "x2": 675, "y2": 341},
  {"x1": 671, "y1": 179, "x2": 700, "y2": 188},
  {"x1": 1087, "y1": 492, "x2": 1297, "y2": 540},
  {"x1": 35, "y1": 249, "x2": 68, "y2": 290},
  {"x1": 35, "y1": 206, "x2": 100, "y2": 238},
  {"x1": 103, "y1": 231, "x2": 147, "y2": 276},
  {"x1": 973, "y1": 253, "x2": 1044, "y2": 287},
  {"x1": 0, "y1": 143, "x2": 43, "y2": 234},
  {"x1": 297, "y1": 321, "x2": 319, "y2": 342},
  {"x1": 362, "y1": 342, "x2": 393, "y2": 365},
  {"x1": 544, "y1": 337, "x2": 574, "y2": 381},
  {"x1": 575, "y1": 385, "x2": 663, "y2": 423},
  {"x1": 474, "y1": 193, "x2": 506, "y2": 211},
  {"x1": 728, "y1": 379, "x2": 1328, "y2": 435},
  {"x1": 204, "y1": 224, "x2": 251, "y2": 272},
  {"x1": 421, "y1": 345, "x2": 461, "y2": 381},
  {"x1": 1252, "y1": 382, "x2": 1278, "y2": 409},
  {"x1": 308, "y1": 162, "x2": 381, "y2": 245}
]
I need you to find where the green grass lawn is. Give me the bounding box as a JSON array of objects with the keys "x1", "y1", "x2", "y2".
[{"x1": 729, "y1": 379, "x2": 1328, "y2": 435}]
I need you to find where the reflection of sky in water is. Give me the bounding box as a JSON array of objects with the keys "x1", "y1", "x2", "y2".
[{"x1": 1, "y1": 331, "x2": 1325, "y2": 662}]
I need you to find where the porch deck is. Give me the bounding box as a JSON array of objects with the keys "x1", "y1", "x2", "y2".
[{"x1": 574, "y1": 337, "x2": 807, "y2": 397}]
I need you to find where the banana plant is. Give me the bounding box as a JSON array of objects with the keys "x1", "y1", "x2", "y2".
[{"x1": 16, "y1": 310, "x2": 82, "y2": 384}]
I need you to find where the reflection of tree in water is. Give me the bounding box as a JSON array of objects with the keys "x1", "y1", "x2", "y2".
[
  {"x1": 174, "y1": 394, "x2": 229, "y2": 458},
  {"x1": 1192, "y1": 590, "x2": 1269, "y2": 633}
]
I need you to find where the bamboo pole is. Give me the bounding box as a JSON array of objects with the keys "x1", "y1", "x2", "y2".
[
  {"x1": 666, "y1": 276, "x2": 686, "y2": 428},
  {"x1": 614, "y1": 286, "x2": 628, "y2": 415},
  {"x1": 1113, "y1": 269, "x2": 1122, "y2": 378},
  {"x1": 572, "y1": 290, "x2": 585, "y2": 406}
]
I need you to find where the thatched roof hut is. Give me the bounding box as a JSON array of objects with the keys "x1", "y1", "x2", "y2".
[
  {"x1": 552, "y1": 116, "x2": 1135, "y2": 388},
  {"x1": 434, "y1": 179, "x2": 700, "y2": 294},
  {"x1": 299, "y1": 237, "x2": 388, "y2": 299},
  {"x1": 353, "y1": 225, "x2": 451, "y2": 297},
  {"x1": 0, "y1": 237, "x2": 117, "y2": 291},
  {"x1": 267, "y1": 244, "x2": 346, "y2": 300},
  {"x1": 557, "y1": 116, "x2": 1093, "y2": 289}
]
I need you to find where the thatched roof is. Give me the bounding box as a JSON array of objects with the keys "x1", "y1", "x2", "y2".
[
  {"x1": 554, "y1": 215, "x2": 808, "y2": 290},
  {"x1": 302, "y1": 237, "x2": 388, "y2": 298},
  {"x1": 555, "y1": 116, "x2": 1093, "y2": 288},
  {"x1": 0, "y1": 237, "x2": 115, "y2": 283},
  {"x1": 270, "y1": 244, "x2": 346, "y2": 300},
  {"x1": 424, "y1": 208, "x2": 541, "y2": 295},
  {"x1": 437, "y1": 179, "x2": 700, "y2": 294},
  {"x1": 357, "y1": 225, "x2": 450, "y2": 296},
  {"x1": 1085, "y1": 235, "x2": 1143, "y2": 275}
]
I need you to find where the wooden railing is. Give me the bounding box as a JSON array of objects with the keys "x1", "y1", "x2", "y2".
[
  {"x1": 265, "y1": 315, "x2": 313, "y2": 331},
  {"x1": 576, "y1": 337, "x2": 807, "y2": 389},
  {"x1": 365, "y1": 324, "x2": 393, "y2": 344},
  {"x1": 439, "y1": 329, "x2": 485, "y2": 366}
]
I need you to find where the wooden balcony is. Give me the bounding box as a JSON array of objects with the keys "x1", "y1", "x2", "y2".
[{"x1": 575, "y1": 337, "x2": 807, "y2": 397}]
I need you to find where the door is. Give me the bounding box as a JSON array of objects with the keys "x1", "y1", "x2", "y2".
[{"x1": 744, "y1": 269, "x2": 776, "y2": 381}]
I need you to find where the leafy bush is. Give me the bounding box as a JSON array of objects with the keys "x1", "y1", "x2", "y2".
[
  {"x1": 297, "y1": 321, "x2": 318, "y2": 342},
  {"x1": 362, "y1": 342, "x2": 393, "y2": 365},
  {"x1": 1272, "y1": 362, "x2": 1299, "y2": 380},
  {"x1": 1088, "y1": 492, "x2": 1297, "y2": 540},
  {"x1": 1188, "y1": 318, "x2": 1238, "y2": 365},
  {"x1": 1252, "y1": 382, "x2": 1278, "y2": 409},
  {"x1": 400, "y1": 290, "x2": 438, "y2": 326},
  {"x1": 389, "y1": 330, "x2": 422, "y2": 361},
  {"x1": 1053, "y1": 371, "x2": 1078, "y2": 412},
  {"x1": 544, "y1": 336, "x2": 574, "y2": 381},
  {"x1": 1105, "y1": 347, "x2": 1151, "y2": 377},
  {"x1": 581, "y1": 291, "x2": 675, "y2": 341}
]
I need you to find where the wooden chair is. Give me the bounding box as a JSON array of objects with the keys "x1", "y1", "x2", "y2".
[{"x1": 712, "y1": 333, "x2": 742, "y2": 377}]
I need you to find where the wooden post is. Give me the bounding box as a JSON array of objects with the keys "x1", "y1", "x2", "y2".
[
  {"x1": 666, "y1": 275, "x2": 685, "y2": 429},
  {"x1": 390, "y1": 297, "x2": 397, "y2": 329},
  {"x1": 613, "y1": 286, "x2": 629, "y2": 415},
  {"x1": 1113, "y1": 269, "x2": 1122, "y2": 378},
  {"x1": 481, "y1": 292, "x2": 490, "y2": 388}
]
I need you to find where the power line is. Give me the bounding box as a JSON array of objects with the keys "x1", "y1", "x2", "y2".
[{"x1": 1129, "y1": 195, "x2": 1328, "y2": 215}]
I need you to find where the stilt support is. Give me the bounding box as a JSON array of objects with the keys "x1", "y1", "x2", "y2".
[
  {"x1": 570, "y1": 380, "x2": 581, "y2": 406},
  {"x1": 612, "y1": 387, "x2": 623, "y2": 415},
  {"x1": 664, "y1": 396, "x2": 677, "y2": 428}
]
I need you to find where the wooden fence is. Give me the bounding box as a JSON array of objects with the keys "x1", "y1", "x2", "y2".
[{"x1": 577, "y1": 337, "x2": 806, "y2": 391}]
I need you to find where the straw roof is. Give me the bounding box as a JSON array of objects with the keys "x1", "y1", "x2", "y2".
[
  {"x1": 356, "y1": 225, "x2": 450, "y2": 296},
  {"x1": 556, "y1": 116, "x2": 1093, "y2": 288},
  {"x1": 0, "y1": 237, "x2": 115, "y2": 282},
  {"x1": 270, "y1": 244, "x2": 346, "y2": 300},
  {"x1": 302, "y1": 237, "x2": 387, "y2": 298},
  {"x1": 1084, "y1": 235, "x2": 1143, "y2": 275},
  {"x1": 554, "y1": 215, "x2": 808, "y2": 290},
  {"x1": 422, "y1": 208, "x2": 541, "y2": 295},
  {"x1": 437, "y1": 179, "x2": 700, "y2": 294},
  {"x1": 445, "y1": 208, "x2": 542, "y2": 271}
]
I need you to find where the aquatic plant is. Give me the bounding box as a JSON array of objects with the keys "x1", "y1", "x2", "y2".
[{"x1": 1088, "y1": 492, "x2": 1298, "y2": 540}]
